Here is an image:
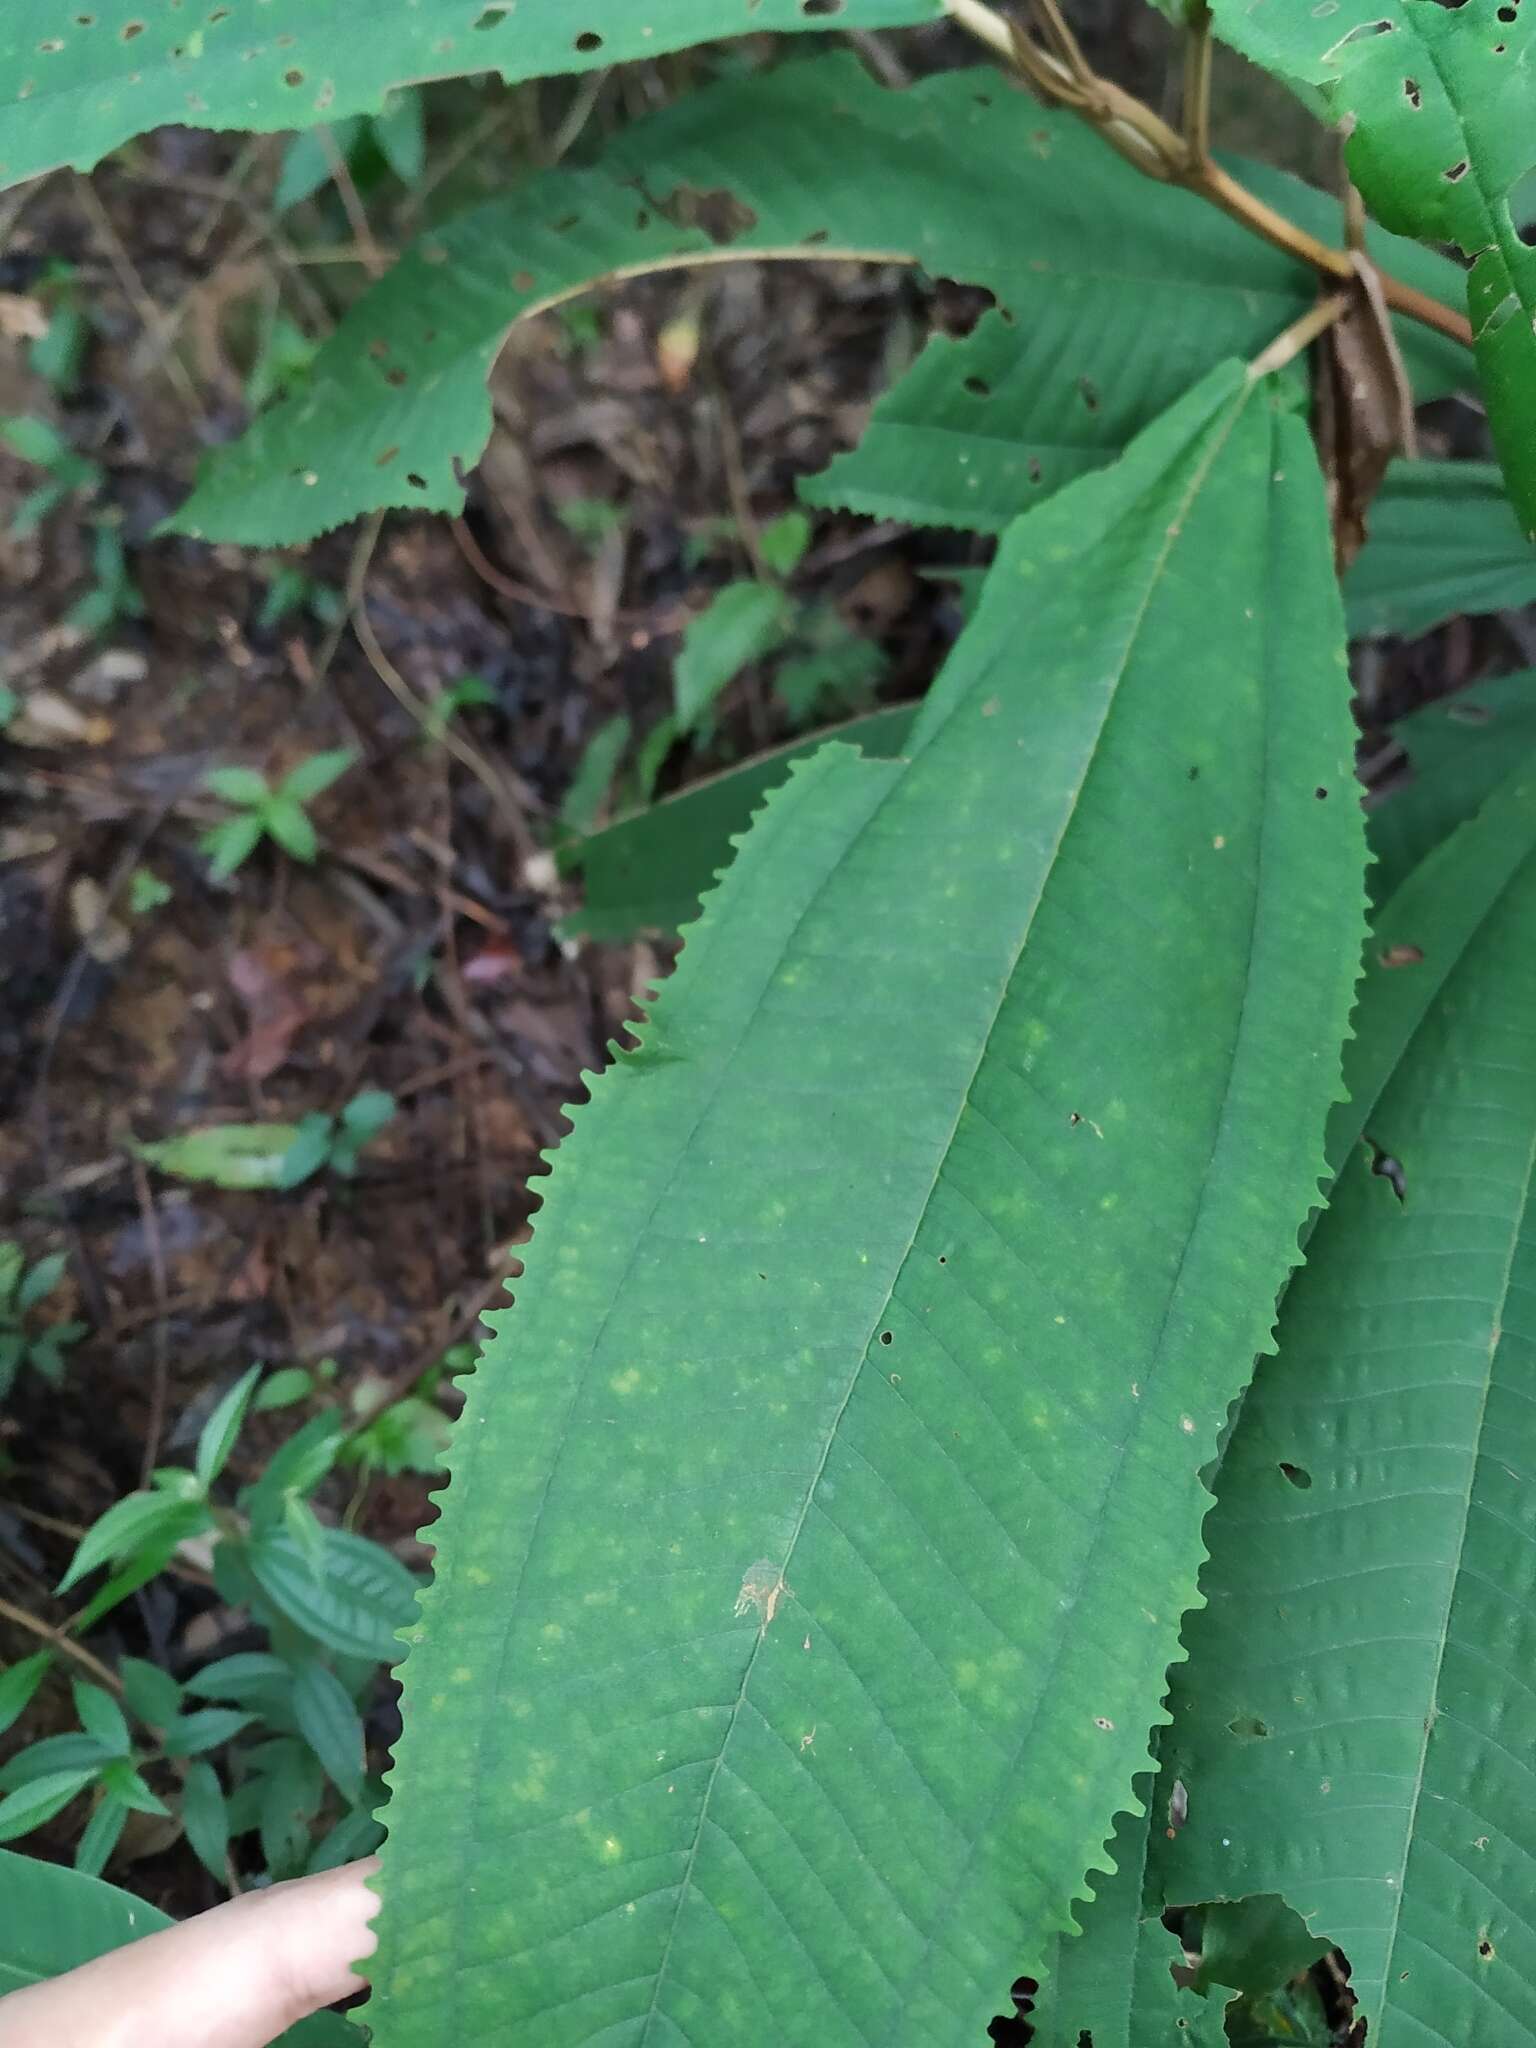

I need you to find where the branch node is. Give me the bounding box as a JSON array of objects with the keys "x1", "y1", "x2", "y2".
[{"x1": 938, "y1": 0, "x2": 1473, "y2": 352}]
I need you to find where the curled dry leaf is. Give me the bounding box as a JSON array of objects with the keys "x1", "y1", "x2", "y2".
[
  {"x1": 223, "y1": 947, "x2": 310, "y2": 1084},
  {"x1": 0, "y1": 292, "x2": 47, "y2": 341},
  {"x1": 68, "y1": 878, "x2": 130, "y2": 966},
  {"x1": 1313, "y1": 255, "x2": 1417, "y2": 574}
]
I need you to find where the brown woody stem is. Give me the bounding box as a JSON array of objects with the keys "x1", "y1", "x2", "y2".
[
  {"x1": 0, "y1": 1592, "x2": 125, "y2": 1694},
  {"x1": 941, "y1": 0, "x2": 1474, "y2": 350}
]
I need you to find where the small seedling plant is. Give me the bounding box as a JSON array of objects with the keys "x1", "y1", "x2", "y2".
[
  {"x1": 0, "y1": 1244, "x2": 84, "y2": 1403},
  {"x1": 561, "y1": 508, "x2": 885, "y2": 836},
  {"x1": 134, "y1": 1089, "x2": 399, "y2": 1192},
  {"x1": 0, "y1": 416, "x2": 98, "y2": 537},
  {"x1": 4, "y1": 2, "x2": 1536, "y2": 2043},
  {"x1": 0, "y1": 1366, "x2": 420, "y2": 1885},
  {"x1": 200, "y1": 749, "x2": 355, "y2": 879},
  {"x1": 638, "y1": 508, "x2": 885, "y2": 788}
]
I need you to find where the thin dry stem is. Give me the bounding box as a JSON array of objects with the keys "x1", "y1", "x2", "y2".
[
  {"x1": 131, "y1": 1154, "x2": 172, "y2": 1488},
  {"x1": 352, "y1": 588, "x2": 537, "y2": 858},
  {"x1": 1184, "y1": 2, "x2": 1214, "y2": 170},
  {"x1": 1343, "y1": 169, "x2": 1369, "y2": 258},
  {"x1": 1030, "y1": 0, "x2": 1095, "y2": 89},
  {"x1": 318, "y1": 125, "x2": 385, "y2": 278},
  {"x1": 712, "y1": 370, "x2": 767, "y2": 580},
  {"x1": 72, "y1": 173, "x2": 206, "y2": 419},
  {"x1": 1248, "y1": 290, "x2": 1351, "y2": 379},
  {"x1": 0, "y1": 1592, "x2": 125, "y2": 1694}
]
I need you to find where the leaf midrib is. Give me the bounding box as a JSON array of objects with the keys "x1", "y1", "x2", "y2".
[
  {"x1": 893, "y1": 400, "x2": 1293, "y2": 2015},
  {"x1": 636, "y1": 380, "x2": 1258, "y2": 2042}
]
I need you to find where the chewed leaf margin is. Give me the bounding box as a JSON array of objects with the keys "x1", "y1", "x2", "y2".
[
  {"x1": 360, "y1": 736, "x2": 859, "y2": 1969},
  {"x1": 0, "y1": 0, "x2": 944, "y2": 188}
]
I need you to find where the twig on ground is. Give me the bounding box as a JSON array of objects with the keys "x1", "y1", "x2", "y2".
[
  {"x1": 317, "y1": 126, "x2": 386, "y2": 279},
  {"x1": 72, "y1": 173, "x2": 207, "y2": 419},
  {"x1": 130, "y1": 1155, "x2": 173, "y2": 1488},
  {"x1": 351, "y1": 586, "x2": 539, "y2": 859}
]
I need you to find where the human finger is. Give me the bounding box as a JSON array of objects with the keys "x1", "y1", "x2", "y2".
[{"x1": 0, "y1": 1854, "x2": 378, "y2": 2048}]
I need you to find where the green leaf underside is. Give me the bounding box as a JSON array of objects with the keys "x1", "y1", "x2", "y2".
[
  {"x1": 803, "y1": 157, "x2": 1469, "y2": 535},
  {"x1": 1193, "y1": 1894, "x2": 1331, "y2": 2005},
  {"x1": 136, "y1": 1122, "x2": 302, "y2": 1189},
  {"x1": 0, "y1": 0, "x2": 942, "y2": 188},
  {"x1": 170, "y1": 59, "x2": 1459, "y2": 548},
  {"x1": 0, "y1": 1849, "x2": 354, "y2": 2043},
  {"x1": 251, "y1": 1527, "x2": 419, "y2": 1662},
  {"x1": 561, "y1": 715, "x2": 633, "y2": 841},
  {"x1": 0, "y1": 1848, "x2": 174, "y2": 1995},
  {"x1": 1157, "y1": 753, "x2": 1536, "y2": 2042},
  {"x1": 1344, "y1": 463, "x2": 1536, "y2": 641},
  {"x1": 1369, "y1": 669, "x2": 1536, "y2": 906},
  {"x1": 1036, "y1": 759, "x2": 1536, "y2": 2039},
  {"x1": 564, "y1": 704, "x2": 917, "y2": 940},
  {"x1": 364, "y1": 363, "x2": 1365, "y2": 2045},
  {"x1": 1207, "y1": 0, "x2": 1536, "y2": 538}
]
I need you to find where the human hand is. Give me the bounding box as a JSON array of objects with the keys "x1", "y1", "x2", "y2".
[{"x1": 0, "y1": 1856, "x2": 378, "y2": 2048}]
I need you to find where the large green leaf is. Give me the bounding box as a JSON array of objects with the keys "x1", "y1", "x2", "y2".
[
  {"x1": 1157, "y1": 754, "x2": 1536, "y2": 2042},
  {"x1": 1344, "y1": 462, "x2": 1536, "y2": 640},
  {"x1": 0, "y1": 1848, "x2": 356, "y2": 2045},
  {"x1": 170, "y1": 58, "x2": 957, "y2": 542},
  {"x1": 804, "y1": 158, "x2": 1469, "y2": 534},
  {"x1": 363, "y1": 361, "x2": 1365, "y2": 2044},
  {"x1": 0, "y1": 0, "x2": 941, "y2": 190},
  {"x1": 1042, "y1": 748, "x2": 1536, "y2": 2040},
  {"x1": 168, "y1": 58, "x2": 1461, "y2": 548},
  {"x1": 1206, "y1": 0, "x2": 1536, "y2": 538},
  {"x1": 1369, "y1": 669, "x2": 1536, "y2": 906},
  {"x1": 563, "y1": 702, "x2": 918, "y2": 940}
]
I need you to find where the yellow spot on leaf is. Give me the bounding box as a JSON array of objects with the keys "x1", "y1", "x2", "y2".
[{"x1": 734, "y1": 1558, "x2": 790, "y2": 1630}]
